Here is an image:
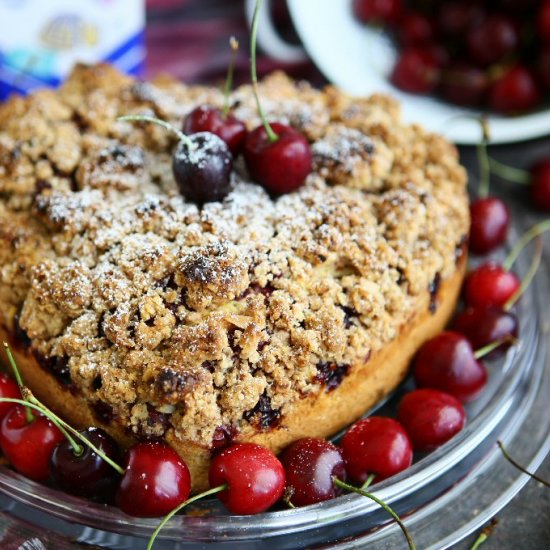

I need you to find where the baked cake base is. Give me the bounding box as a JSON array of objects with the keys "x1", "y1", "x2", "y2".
[{"x1": 0, "y1": 258, "x2": 465, "y2": 492}]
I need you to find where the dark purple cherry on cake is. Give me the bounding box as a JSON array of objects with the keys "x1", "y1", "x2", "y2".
[
  {"x1": 244, "y1": 0, "x2": 312, "y2": 195},
  {"x1": 118, "y1": 115, "x2": 232, "y2": 205},
  {"x1": 280, "y1": 438, "x2": 346, "y2": 506}
]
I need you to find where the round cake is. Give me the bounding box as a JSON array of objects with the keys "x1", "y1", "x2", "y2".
[{"x1": 0, "y1": 64, "x2": 469, "y2": 491}]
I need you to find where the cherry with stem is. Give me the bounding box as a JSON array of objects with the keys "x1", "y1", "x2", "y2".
[
  {"x1": 243, "y1": 0, "x2": 312, "y2": 194},
  {"x1": 183, "y1": 37, "x2": 247, "y2": 155},
  {"x1": 118, "y1": 114, "x2": 233, "y2": 204},
  {"x1": 2, "y1": 343, "x2": 124, "y2": 475}
]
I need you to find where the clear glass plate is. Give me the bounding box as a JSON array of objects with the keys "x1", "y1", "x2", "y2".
[{"x1": 0, "y1": 225, "x2": 548, "y2": 549}]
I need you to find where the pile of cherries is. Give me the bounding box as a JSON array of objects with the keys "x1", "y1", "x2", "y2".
[{"x1": 352, "y1": 0, "x2": 550, "y2": 113}]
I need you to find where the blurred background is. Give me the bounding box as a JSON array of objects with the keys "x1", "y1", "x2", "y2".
[{"x1": 0, "y1": 0, "x2": 319, "y2": 100}]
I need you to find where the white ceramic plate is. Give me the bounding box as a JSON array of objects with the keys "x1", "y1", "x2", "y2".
[{"x1": 287, "y1": 0, "x2": 550, "y2": 144}]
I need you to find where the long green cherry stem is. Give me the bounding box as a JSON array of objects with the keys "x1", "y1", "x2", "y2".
[
  {"x1": 476, "y1": 118, "x2": 491, "y2": 199},
  {"x1": 117, "y1": 115, "x2": 194, "y2": 150},
  {"x1": 0, "y1": 397, "x2": 82, "y2": 455},
  {"x1": 222, "y1": 36, "x2": 239, "y2": 117},
  {"x1": 147, "y1": 484, "x2": 227, "y2": 550},
  {"x1": 488, "y1": 157, "x2": 530, "y2": 184},
  {"x1": 250, "y1": 0, "x2": 278, "y2": 144},
  {"x1": 504, "y1": 236, "x2": 543, "y2": 311},
  {"x1": 503, "y1": 220, "x2": 550, "y2": 271},
  {"x1": 333, "y1": 477, "x2": 416, "y2": 550},
  {"x1": 497, "y1": 441, "x2": 550, "y2": 488},
  {"x1": 3, "y1": 343, "x2": 33, "y2": 423}
]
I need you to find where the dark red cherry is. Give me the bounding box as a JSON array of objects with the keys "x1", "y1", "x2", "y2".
[
  {"x1": 0, "y1": 373, "x2": 21, "y2": 420},
  {"x1": 280, "y1": 438, "x2": 346, "y2": 507},
  {"x1": 530, "y1": 159, "x2": 550, "y2": 212},
  {"x1": 209, "y1": 443, "x2": 285, "y2": 515},
  {"x1": 463, "y1": 262, "x2": 520, "y2": 309},
  {"x1": 352, "y1": 0, "x2": 403, "y2": 24},
  {"x1": 340, "y1": 417, "x2": 413, "y2": 484},
  {"x1": 440, "y1": 63, "x2": 488, "y2": 106},
  {"x1": 466, "y1": 14, "x2": 518, "y2": 67},
  {"x1": 539, "y1": 0, "x2": 550, "y2": 43},
  {"x1": 391, "y1": 46, "x2": 441, "y2": 94},
  {"x1": 183, "y1": 105, "x2": 247, "y2": 155},
  {"x1": 0, "y1": 405, "x2": 64, "y2": 481},
  {"x1": 489, "y1": 65, "x2": 541, "y2": 113},
  {"x1": 469, "y1": 197, "x2": 510, "y2": 254},
  {"x1": 413, "y1": 332, "x2": 488, "y2": 402},
  {"x1": 50, "y1": 427, "x2": 122, "y2": 499},
  {"x1": 116, "y1": 442, "x2": 191, "y2": 517},
  {"x1": 453, "y1": 306, "x2": 518, "y2": 356},
  {"x1": 437, "y1": 1, "x2": 484, "y2": 37},
  {"x1": 172, "y1": 132, "x2": 233, "y2": 205},
  {"x1": 397, "y1": 12, "x2": 434, "y2": 46},
  {"x1": 398, "y1": 389, "x2": 466, "y2": 451},
  {"x1": 244, "y1": 122, "x2": 312, "y2": 195}
]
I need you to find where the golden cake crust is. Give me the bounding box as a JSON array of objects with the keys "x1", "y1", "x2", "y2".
[{"x1": 0, "y1": 64, "x2": 469, "y2": 491}]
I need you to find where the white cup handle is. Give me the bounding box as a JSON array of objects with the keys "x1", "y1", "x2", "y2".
[{"x1": 245, "y1": 0, "x2": 308, "y2": 63}]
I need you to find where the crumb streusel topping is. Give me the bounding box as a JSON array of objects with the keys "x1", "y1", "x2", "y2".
[{"x1": 0, "y1": 64, "x2": 468, "y2": 447}]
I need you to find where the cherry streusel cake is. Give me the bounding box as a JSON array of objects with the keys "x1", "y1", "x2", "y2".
[{"x1": 0, "y1": 64, "x2": 469, "y2": 490}]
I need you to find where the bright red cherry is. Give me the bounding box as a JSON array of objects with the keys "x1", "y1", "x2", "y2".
[
  {"x1": 453, "y1": 306, "x2": 518, "y2": 356},
  {"x1": 280, "y1": 438, "x2": 346, "y2": 507},
  {"x1": 352, "y1": 0, "x2": 403, "y2": 24},
  {"x1": 209, "y1": 443, "x2": 285, "y2": 515},
  {"x1": 50, "y1": 427, "x2": 122, "y2": 499},
  {"x1": 397, "y1": 12, "x2": 434, "y2": 46},
  {"x1": 413, "y1": 332, "x2": 488, "y2": 402},
  {"x1": 469, "y1": 197, "x2": 510, "y2": 254},
  {"x1": 539, "y1": 0, "x2": 550, "y2": 43},
  {"x1": 391, "y1": 46, "x2": 441, "y2": 94},
  {"x1": 0, "y1": 405, "x2": 64, "y2": 481},
  {"x1": 116, "y1": 442, "x2": 191, "y2": 517},
  {"x1": 340, "y1": 417, "x2": 413, "y2": 484},
  {"x1": 489, "y1": 65, "x2": 541, "y2": 113},
  {"x1": 530, "y1": 160, "x2": 550, "y2": 212},
  {"x1": 466, "y1": 14, "x2": 518, "y2": 67},
  {"x1": 244, "y1": 122, "x2": 312, "y2": 195},
  {"x1": 0, "y1": 373, "x2": 21, "y2": 420},
  {"x1": 463, "y1": 262, "x2": 520, "y2": 309},
  {"x1": 440, "y1": 63, "x2": 488, "y2": 106},
  {"x1": 398, "y1": 389, "x2": 466, "y2": 451},
  {"x1": 183, "y1": 105, "x2": 247, "y2": 155}
]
